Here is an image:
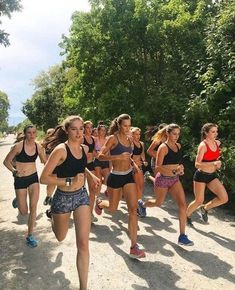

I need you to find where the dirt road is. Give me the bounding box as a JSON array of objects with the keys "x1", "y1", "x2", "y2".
[{"x1": 0, "y1": 135, "x2": 235, "y2": 290}]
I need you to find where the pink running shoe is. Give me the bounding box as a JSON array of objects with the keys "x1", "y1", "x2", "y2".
[
  {"x1": 95, "y1": 199, "x2": 103, "y2": 215},
  {"x1": 104, "y1": 190, "x2": 109, "y2": 197},
  {"x1": 129, "y1": 244, "x2": 146, "y2": 259}
]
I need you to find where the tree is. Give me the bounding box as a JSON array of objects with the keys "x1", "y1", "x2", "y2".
[
  {"x1": 22, "y1": 65, "x2": 66, "y2": 131},
  {"x1": 183, "y1": 0, "x2": 235, "y2": 192},
  {"x1": 0, "y1": 90, "x2": 10, "y2": 131},
  {"x1": 61, "y1": 0, "x2": 214, "y2": 127},
  {"x1": 0, "y1": 0, "x2": 22, "y2": 46}
]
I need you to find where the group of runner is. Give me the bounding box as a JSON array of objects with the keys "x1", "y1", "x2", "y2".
[{"x1": 3, "y1": 114, "x2": 228, "y2": 290}]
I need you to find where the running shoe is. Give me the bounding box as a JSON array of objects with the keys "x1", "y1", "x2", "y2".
[
  {"x1": 104, "y1": 190, "x2": 109, "y2": 197},
  {"x1": 43, "y1": 196, "x2": 52, "y2": 206},
  {"x1": 137, "y1": 199, "x2": 147, "y2": 218},
  {"x1": 199, "y1": 205, "x2": 208, "y2": 223},
  {"x1": 46, "y1": 209, "x2": 52, "y2": 219},
  {"x1": 91, "y1": 214, "x2": 98, "y2": 223},
  {"x1": 187, "y1": 216, "x2": 194, "y2": 227},
  {"x1": 129, "y1": 244, "x2": 146, "y2": 259},
  {"x1": 144, "y1": 171, "x2": 151, "y2": 181},
  {"x1": 12, "y1": 197, "x2": 18, "y2": 209},
  {"x1": 178, "y1": 234, "x2": 194, "y2": 246},
  {"x1": 26, "y1": 234, "x2": 38, "y2": 248},
  {"x1": 95, "y1": 199, "x2": 103, "y2": 215}
]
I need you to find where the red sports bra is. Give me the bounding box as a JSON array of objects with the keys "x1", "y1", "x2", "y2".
[{"x1": 202, "y1": 141, "x2": 220, "y2": 162}]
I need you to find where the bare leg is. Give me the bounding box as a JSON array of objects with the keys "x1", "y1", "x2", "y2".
[
  {"x1": 170, "y1": 181, "x2": 187, "y2": 234},
  {"x1": 205, "y1": 179, "x2": 228, "y2": 210},
  {"x1": 186, "y1": 181, "x2": 206, "y2": 217},
  {"x1": 28, "y1": 182, "x2": 39, "y2": 236},
  {"x1": 123, "y1": 183, "x2": 138, "y2": 247},
  {"x1": 74, "y1": 206, "x2": 91, "y2": 290}
]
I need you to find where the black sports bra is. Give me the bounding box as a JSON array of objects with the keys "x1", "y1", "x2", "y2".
[
  {"x1": 15, "y1": 141, "x2": 38, "y2": 163},
  {"x1": 132, "y1": 142, "x2": 143, "y2": 155},
  {"x1": 162, "y1": 143, "x2": 182, "y2": 165},
  {"x1": 56, "y1": 144, "x2": 87, "y2": 178},
  {"x1": 83, "y1": 136, "x2": 95, "y2": 153}
]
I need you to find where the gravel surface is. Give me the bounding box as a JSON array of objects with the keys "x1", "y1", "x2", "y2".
[{"x1": 0, "y1": 135, "x2": 235, "y2": 290}]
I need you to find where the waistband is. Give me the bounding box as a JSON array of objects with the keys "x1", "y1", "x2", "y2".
[
  {"x1": 197, "y1": 170, "x2": 216, "y2": 175},
  {"x1": 111, "y1": 168, "x2": 133, "y2": 175},
  {"x1": 56, "y1": 186, "x2": 86, "y2": 196},
  {"x1": 15, "y1": 172, "x2": 38, "y2": 179}
]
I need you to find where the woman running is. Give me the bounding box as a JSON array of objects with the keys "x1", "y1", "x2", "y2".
[
  {"x1": 94, "y1": 122, "x2": 110, "y2": 192},
  {"x1": 95, "y1": 114, "x2": 146, "y2": 259},
  {"x1": 138, "y1": 124, "x2": 194, "y2": 246},
  {"x1": 145, "y1": 123, "x2": 167, "y2": 182},
  {"x1": 186, "y1": 123, "x2": 228, "y2": 226},
  {"x1": 3, "y1": 125, "x2": 46, "y2": 247},
  {"x1": 131, "y1": 127, "x2": 148, "y2": 213},
  {"x1": 83, "y1": 120, "x2": 100, "y2": 223},
  {"x1": 40, "y1": 115, "x2": 100, "y2": 290}
]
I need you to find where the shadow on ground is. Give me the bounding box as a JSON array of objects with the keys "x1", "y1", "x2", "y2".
[{"x1": 0, "y1": 223, "x2": 72, "y2": 290}]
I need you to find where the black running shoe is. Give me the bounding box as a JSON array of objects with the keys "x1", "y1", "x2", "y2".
[
  {"x1": 199, "y1": 206, "x2": 208, "y2": 223},
  {"x1": 46, "y1": 209, "x2": 52, "y2": 219},
  {"x1": 43, "y1": 196, "x2": 52, "y2": 206},
  {"x1": 187, "y1": 217, "x2": 194, "y2": 227}
]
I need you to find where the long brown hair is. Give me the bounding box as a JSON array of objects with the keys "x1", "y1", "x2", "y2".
[
  {"x1": 108, "y1": 114, "x2": 131, "y2": 135},
  {"x1": 201, "y1": 123, "x2": 218, "y2": 140},
  {"x1": 44, "y1": 115, "x2": 83, "y2": 151}
]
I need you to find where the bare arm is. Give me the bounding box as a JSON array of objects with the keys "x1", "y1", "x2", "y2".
[
  {"x1": 37, "y1": 143, "x2": 47, "y2": 164},
  {"x1": 140, "y1": 141, "x2": 147, "y2": 165},
  {"x1": 3, "y1": 143, "x2": 20, "y2": 173},
  {"x1": 40, "y1": 145, "x2": 69, "y2": 186},
  {"x1": 147, "y1": 140, "x2": 159, "y2": 158}
]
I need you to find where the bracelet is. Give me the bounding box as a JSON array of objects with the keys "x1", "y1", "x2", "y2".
[{"x1": 65, "y1": 177, "x2": 72, "y2": 187}]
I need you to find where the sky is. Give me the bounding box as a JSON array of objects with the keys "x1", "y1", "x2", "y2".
[{"x1": 0, "y1": 0, "x2": 90, "y2": 126}]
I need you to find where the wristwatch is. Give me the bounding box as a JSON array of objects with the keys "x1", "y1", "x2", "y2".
[
  {"x1": 65, "y1": 177, "x2": 72, "y2": 187},
  {"x1": 172, "y1": 169, "x2": 177, "y2": 175},
  {"x1": 12, "y1": 169, "x2": 18, "y2": 177}
]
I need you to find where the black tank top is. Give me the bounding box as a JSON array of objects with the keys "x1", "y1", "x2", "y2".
[
  {"x1": 56, "y1": 144, "x2": 87, "y2": 178},
  {"x1": 133, "y1": 142, "x2": 143, "y2": 155},
  {"x1": 83, "y1": 136, "x2": 95, "y2": 153},
  {"x1": 15, "y1": 141, "x2": 38, "y2": 163},
  {"x1": 162, "y1": 143, "x2": 182, "y2": 165}
]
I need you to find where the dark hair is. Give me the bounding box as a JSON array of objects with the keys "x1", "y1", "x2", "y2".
[
  {"x1": 23, "y1": 124, "x2": 35, "y2": 135},
  {"x1": 84, "y1": 120, "x2": 93, "y2": 128},
  {"x1": 145, "y1": 123, "x2": 167, "y2": 140},
  {"x1": 97, "y1": 121, "x2": 106, "y2": 132},
  {"x1": 108, "y1": 114, "x2": 131, "y2": 135},
  {"x1": 15, "y1": 132, "x2": 24, "y2": 143},
  {"x1": 166, "y1": 123, "x2": 180, "y2": 133},
  {"x1": 44, "y1": 115, "x2": 83, "y2": 151},
  {"x1": 201, "y1": 123, "x2": 218, "y2": 140}
]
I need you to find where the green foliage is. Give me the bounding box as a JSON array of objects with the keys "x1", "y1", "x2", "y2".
[
  {"x1": 0, "y1": 90, "x2": 10, "y2": 131},
  {"x1": 61, "y1": 0, "x2": 211, "y2": 127},
  {"x1": 0, "y1": 0, "x2": 22, "y2": 46},
  {"x1": 22, "y1": 65, "x2": 66, "y2": 131}
]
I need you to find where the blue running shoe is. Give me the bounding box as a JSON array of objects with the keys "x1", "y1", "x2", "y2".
[
  {"x1": 178, "y1": 234, "x2": 194, "y2": 246},
  {"x1": 26, "y1": 234, "x2": 38, "y2": 248},
  {"x1": 12, "y1": 197, "x2": 18, "y2": 209},
  {"x1": 137, "y1": 199, "x2": 147, "y2": 218}
]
